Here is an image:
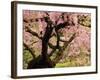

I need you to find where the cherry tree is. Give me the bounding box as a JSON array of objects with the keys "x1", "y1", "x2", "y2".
[{"x1": 23, "y1": 11, "x2": 90, "y2": 69}]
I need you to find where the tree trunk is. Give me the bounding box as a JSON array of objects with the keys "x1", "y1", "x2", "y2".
[{"x1": 41, "y1": 25, "x2": 54, "y2": 67}]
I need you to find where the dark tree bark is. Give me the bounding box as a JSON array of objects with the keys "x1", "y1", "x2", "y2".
[
  {"x1": 23, "y1": 42, "x2": 36, "y2": 58},
  {"x1": 26, "y1": 13, "x2": 76, "y2": 69},
  {"x1": 40, "y1": 19, "x2": 55, "y2": 67}
]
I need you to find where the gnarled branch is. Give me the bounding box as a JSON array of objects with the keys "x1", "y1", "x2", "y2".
[
  {"x1": 52, "y1": 33, "x2": 76, "y2": 65},
  {"x1": 26, "y1": 26, "x2": 42, "y2": 40},
  {"x1": 23, "y1": 42, "x2": 36, "y2": 59}
]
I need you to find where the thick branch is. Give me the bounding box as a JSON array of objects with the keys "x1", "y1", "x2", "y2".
[
  {"x1": 23, "y1": 42, "x2": 36, "y2": 59},
  {"x1": 26, "y1": 26, "x2": 42, "y2": 40},
  {"x1": 48, "y1": 48, "x2": 56, "y2": 57},
  {"x1": 59, "y1": 38, "x2": 67, "y2": 42},
  {"x1": 48, "y1": 42, "x2": 56, "y2": 49},
  {"x1": 55, "y1": 22, "x2": 68, "y2": 31},
  {"x1": 53, "y1": 33, "x2": 76, "y2": 65}
]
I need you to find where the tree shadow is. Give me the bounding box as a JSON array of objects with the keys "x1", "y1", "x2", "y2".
[{"x1": 27, "y1": 55, "x2": 55, "y2": 69}]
